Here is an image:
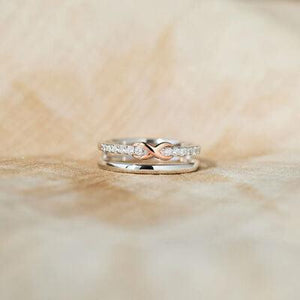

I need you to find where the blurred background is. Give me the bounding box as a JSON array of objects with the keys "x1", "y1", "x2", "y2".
[
  {"x1": 1, "y1": 0, "x2": 299, "y2": 160},
  {"x1": 1, "y1": 1, "x2": 300, "y2": 300}
]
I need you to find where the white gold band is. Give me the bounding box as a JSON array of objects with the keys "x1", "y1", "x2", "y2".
[{"x1": 98, "y1": 159, "x2": 199, "y2": 174}]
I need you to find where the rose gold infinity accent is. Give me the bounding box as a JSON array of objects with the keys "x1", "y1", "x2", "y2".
[{"x1": 132, "y1": 142, "x2": 173, "y2": 160}]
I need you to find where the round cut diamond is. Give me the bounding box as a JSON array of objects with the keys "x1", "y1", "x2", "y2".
[
  {"x1": 190, "y1": 147, "x2": 196, "y2": 156},
  {"x1": 161, "y1": 147, "x2": 172, "y2": 157},
  {"x1": 180, "y1": 148, "x2": 188, "y2": 156},
  {"x1": 189, "y1": 147, "x2": 200, "y2": 156},
  {"x1": 187, "y1": 147, "x2": 194, "y2": 156},
  {"x1": 127, "y1": 145, "x2": 134, "y2": 155},
  {"x1": 106, "y1": 145, "x2": 112, "y2": 152},
  {"x1": 111, "y1": 145, "x2": 117, "y2": 153},
  {"x1": 172, "y1": 147, "x2": 180, "y2": 156},
  {"x1": 134, "y1": 146, "x2": 146, "y2": 156},
  {"x1": 115, "y1": 144, "x2": 121, "y2": 154},
  {"x1": 120, "y1": 145, "x2": 127, "y2": 154}
]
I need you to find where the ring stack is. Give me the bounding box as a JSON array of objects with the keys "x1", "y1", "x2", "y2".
[{"x1": 98, "y1": 138, "x2": 200, "y2": 174}]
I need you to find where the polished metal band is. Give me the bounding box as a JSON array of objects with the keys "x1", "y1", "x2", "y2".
[{"x1": 98, "y1": 138, "x2": 200, "y2": 174}]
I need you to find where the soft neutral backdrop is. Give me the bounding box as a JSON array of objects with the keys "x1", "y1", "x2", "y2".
[{"x1": 0, "y1": 0, "x2": 300, "y2": 299}]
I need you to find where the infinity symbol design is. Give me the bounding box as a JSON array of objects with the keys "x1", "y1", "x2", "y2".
[{"x1": 133, "y1": 142, "x2": 173, "y2": 160}]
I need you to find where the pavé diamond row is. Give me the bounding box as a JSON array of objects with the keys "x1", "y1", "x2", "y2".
[{"x1": 100, "y1": 143, "x2": 200, "y2": 158}]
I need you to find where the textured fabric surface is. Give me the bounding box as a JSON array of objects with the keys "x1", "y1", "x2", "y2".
[{"x1": 0, "y1": 0, "x2": 300, "y2": 299}]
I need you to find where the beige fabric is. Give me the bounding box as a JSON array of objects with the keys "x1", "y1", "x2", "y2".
[{"x1": 0, "y1": 0, "x2": 300, "y2": 299}]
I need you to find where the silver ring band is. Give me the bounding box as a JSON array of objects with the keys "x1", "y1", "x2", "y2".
[{"x1": 98, "y1": 138, "x2": 200, "y2": 174}]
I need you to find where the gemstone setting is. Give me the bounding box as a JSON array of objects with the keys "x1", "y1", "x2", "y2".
[
  {"x1": 100, "y1": 143, "x2": 200, "y2": 158},
  {"x1": 134, "y1": 146, "x2": 146, "y2": 156}
]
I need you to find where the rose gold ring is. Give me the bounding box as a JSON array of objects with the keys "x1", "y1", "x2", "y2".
[{"x1": 97, "y1": 138, "x2": 200, "y2": 174}]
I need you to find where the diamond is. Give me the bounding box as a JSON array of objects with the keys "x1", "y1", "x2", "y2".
[
  {"x1": 115, "y1": 144, "x2": 121, "y2": 154},
  {"x1": 189, "y1": 147, "x2": 195, "y2": 156},
  {"x1": 134, "y1": 146, "x2": 146, "y2": 156},
  {"x1": 190, "y1": 147, "x2": 200, "y2": 156},
  {"x1": 127, "y1": 145, "x2": 134, "y2": 155},
  {"x1": 180, "y1": 148, "x2": 188, "y2": 156},
  {"x1": 187, "y1": 147, "x2": 193, "y2": 156},
  {"x1": 118, "y1": 145, "x2": 125, "y2": 154},
  {"x1": 161, "y1": 147, "x2": 172, "y2": 156},
  {"x1": 111, "y1": 145, "x2": 117, "y2": 153},
  {"x1": 172, "y1": 147, "x2": 180, "y2": 156}
]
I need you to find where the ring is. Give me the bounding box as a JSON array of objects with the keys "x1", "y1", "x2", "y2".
[{"x1": 98, "y1": 138, "x2": 201, "y2": 174}]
